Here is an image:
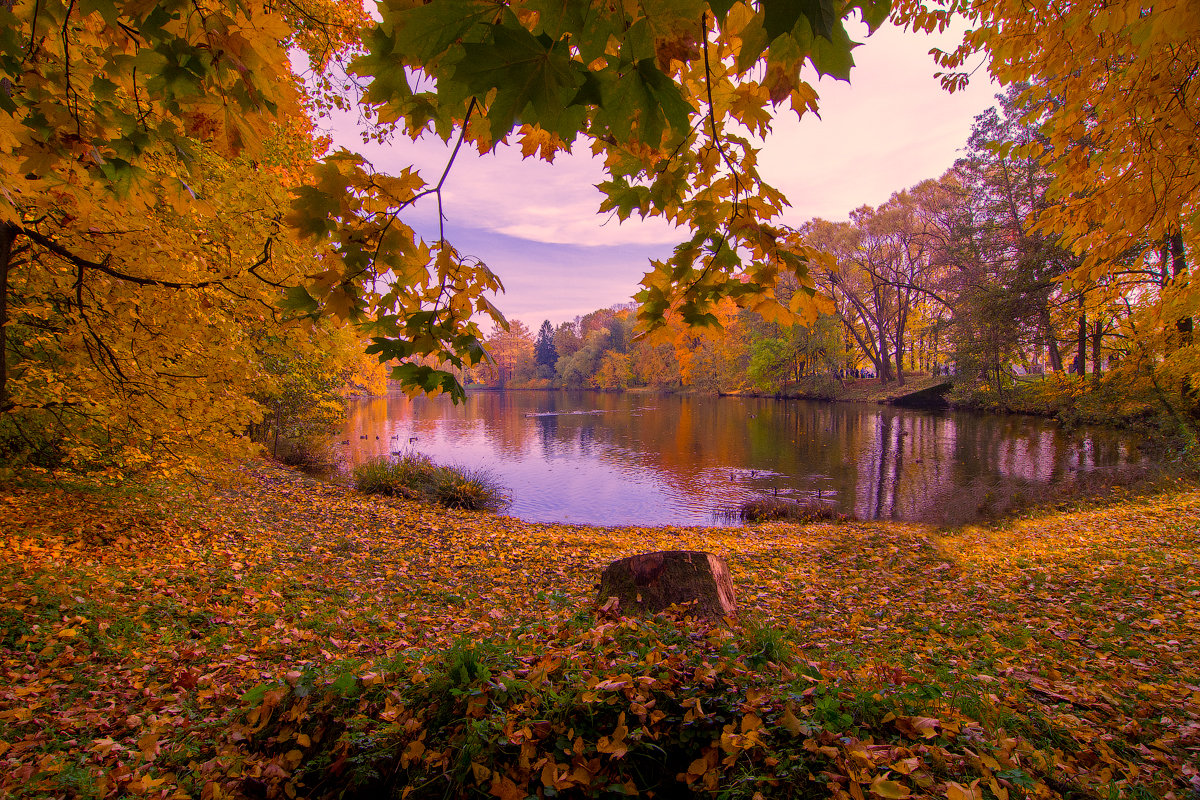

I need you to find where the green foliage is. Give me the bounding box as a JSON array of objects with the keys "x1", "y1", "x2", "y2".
[
  {"x1": 242, "y1": 610, "x2": 1065, "y2": 800},
  {"x1": 352, "y1": 453, "x2": 510, "y2": 513},
  {"x1": 747, "y1": 314, "x2": 843, "y2": 392},
  {"x1": 948, "y1": 371, "x2": 1164, "y2": 433}
]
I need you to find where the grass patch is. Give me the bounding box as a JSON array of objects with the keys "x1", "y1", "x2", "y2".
[
  {"x1": 351, "y1": 452, "x2": 510, "y2": 512},
  {"x1": 736, "y1": 496, "x2": 852, "y2": 524}
]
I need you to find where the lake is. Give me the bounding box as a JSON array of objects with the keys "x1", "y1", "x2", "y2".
[{"x1": 337, "y1": 390, "x2": 1148, "y2": 527}]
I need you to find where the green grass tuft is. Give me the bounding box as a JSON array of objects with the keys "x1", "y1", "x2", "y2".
[{"x1": 351, "y1": 453, "x2": 510, "y2": 513}]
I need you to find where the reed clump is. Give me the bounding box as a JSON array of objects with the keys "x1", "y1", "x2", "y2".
[
  {"x1": 738, "y1": 496, "x2": 851, "y2": 524},
  {"x1": 352, "y1": 453, "x2": 509, "y2": 513}
]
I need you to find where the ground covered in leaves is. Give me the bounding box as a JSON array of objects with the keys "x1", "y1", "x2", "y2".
[{"x1": 2, "y1": 461, "x2": 1199, "y2": 800}]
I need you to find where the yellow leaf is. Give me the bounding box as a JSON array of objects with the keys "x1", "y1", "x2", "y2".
[
  {"x1": 597, "y1": 712, "x2": 629, "y2": 757},
  {"x1": 870, "y1": 777, "x2": 911, "y2": 799},
  {"x1": 137, "y1": 733, "x2": 160, "y2": 761},
  {"x1": 402, "y1": 739, "x2": 425, "y2": 764},
  {"x1": 947, "y1": 780, "x2": 981, "y2": 800},
  {"x1": 779, "y1": 705, "x2": 804, "y2": 735},
  {"x1": 489, "y1": 775, "x2": 525, "y2": 800}
]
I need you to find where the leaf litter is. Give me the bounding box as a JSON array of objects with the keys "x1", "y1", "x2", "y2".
[{"x1": 1, "y1": 462, "x2": 1198, "y2": 799}]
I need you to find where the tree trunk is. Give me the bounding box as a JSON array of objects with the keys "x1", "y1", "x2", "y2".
[
  {"x1": 876, "y1": 326, "x2": 893, "y2": 382},
  {"x1": 1040, "y1": 307, "x2": 1063, "y2": 371},
  {"x1": 0, "y1": 222, "x2": 15, "y2": 411},
  {"x1": 598, "y1": 551, "x2": 736, "y2": 620},
  {"x1": 1091, "y1": 319, "x2": 1103, "y2": 382},
  {"x1": 1073, "y1": 305, "x2": 1087, "y2": 375},
  {"x1": 1172, "y1": 230, "x2": 1191, "y2": 346}
]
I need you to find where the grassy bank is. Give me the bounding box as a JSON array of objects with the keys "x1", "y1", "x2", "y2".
[
  {"x1": 2, "y1": 461, "x2": 1199, "y2": 799},
  {"x1": 753, "y1": 374, "x2": 952, "y2": 404},
  {"x1": 945, "y1": 372, "x2": 1185, "y2": 433},
  {"x1": 778, "y1": 371, "x2": 1196, "y2": 439}
]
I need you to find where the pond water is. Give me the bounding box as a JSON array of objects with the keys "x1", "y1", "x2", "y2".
[{"x1": 337, "y1": 390, "x2": 1149, "y2": 527}]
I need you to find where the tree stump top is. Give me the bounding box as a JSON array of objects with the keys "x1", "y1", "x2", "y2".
[{"x1": 597, "y1": 550, "x2": 736, "y2": 620}]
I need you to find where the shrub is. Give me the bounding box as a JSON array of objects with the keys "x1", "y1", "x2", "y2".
[
  {"x1": 352, "y1": 453, "x2": 509, "y2": 513},
  {"x1": 0, "y1": 414, "x2": 65, "y2": 472},
  {"x1": 274, "y1": 437, "x2": 337, "y2": 473}
]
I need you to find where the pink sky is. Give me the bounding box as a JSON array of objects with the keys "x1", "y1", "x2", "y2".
[{"x1": 331, "y1": 20, "x2": 999, "y2": 328}]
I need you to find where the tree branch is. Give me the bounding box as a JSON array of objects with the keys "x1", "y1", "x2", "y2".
[{"x1": 21, "y1": 227, "x2": 227, "y2": 289}]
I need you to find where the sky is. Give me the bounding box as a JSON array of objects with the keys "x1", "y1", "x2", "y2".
[{"x1": 330, "y1": 20, "x2": 1000, "y2": 328}]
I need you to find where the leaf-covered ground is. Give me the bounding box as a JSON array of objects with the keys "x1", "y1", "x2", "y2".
[{"x1": 2, "y1": 461, "x2": 1199, "y2": 799}]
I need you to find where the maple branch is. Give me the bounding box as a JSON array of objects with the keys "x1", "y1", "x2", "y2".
[
  {"x1": 22, "y1": 0, "x2": 42, "y2": 68},
  {"x1": 244, "y1": 237, "x2": 283, "y2": 287},
  {"x1": 366, "y1": 98, "x2": 478, "y2": 280},
  {"x1": 700, "y1": 13, "x2": 742, "y2": 220},
  {"x1": 433, "y1": 97, "x2": 478, "y2": 244},
  {"x1": 20, "y1": 227, "x2": 224, "y2": 289},
  {"x1": 132, "y1": 67, "x2": 146, "y2": 128}
]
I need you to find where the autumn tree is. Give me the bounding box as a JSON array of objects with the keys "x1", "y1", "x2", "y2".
[
  {"x1": 0, "y1": 0, "x2": 369, "y2": 470},
  {"x1": 895, "y1": 0, "x2": 1199, "y2": 393},
  {"x1": 594, "y1": 351, "x2": 633, "y2": 390},
  {"x1": 629, "y1": 338, "x2": 683, "y2": 389},
  {"x1": 0, "y1": 128, "x2": 357, "y2": 471},
  {"x1": 481, "y1": 320, "x2": 535, "y2": 388},
  {"x1": 552, "y1": 321, "x2": 583, "y2": 362}
]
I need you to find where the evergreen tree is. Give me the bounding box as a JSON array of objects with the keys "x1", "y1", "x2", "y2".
[{"x1": 535, "y1": 320, "x2": 558, "y2": 369}]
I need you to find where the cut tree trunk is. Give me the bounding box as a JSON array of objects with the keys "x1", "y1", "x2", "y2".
[{"x1": 598, "y1": 551, "x2": 736, "y2": 620}]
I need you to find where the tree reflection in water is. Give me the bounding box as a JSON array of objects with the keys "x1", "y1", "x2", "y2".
[{"x1": 339, "y1": 391, "x2": 1149, "y2": 527}]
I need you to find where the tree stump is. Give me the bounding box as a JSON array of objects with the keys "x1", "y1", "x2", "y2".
[{"x1": 597, "y1": 551, "x2": 736, "y2": 620}]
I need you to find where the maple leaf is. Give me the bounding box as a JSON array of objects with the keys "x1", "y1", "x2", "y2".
[{"x1": 454, "y1": 25, "x2": 584, "y2": 142}]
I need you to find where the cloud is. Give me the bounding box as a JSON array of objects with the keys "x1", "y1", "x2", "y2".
[
  {"x1": 440, "y1": 226, "x2": 672, "y2": 327},
  {"x1": 758, "y1": 21, "x2": 1000, "y2": 223},
  {"x1": 334, "y1": 124, "x2": 681, "y2": 247}
]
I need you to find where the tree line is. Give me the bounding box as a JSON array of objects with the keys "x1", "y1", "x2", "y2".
[{"x1": 470, "y1": 83, "x2": 1191, "y2": 406}]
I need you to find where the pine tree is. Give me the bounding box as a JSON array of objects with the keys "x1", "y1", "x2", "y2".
[{"x1": 535, "y1": 320, "x2": 558, "y2": 369}]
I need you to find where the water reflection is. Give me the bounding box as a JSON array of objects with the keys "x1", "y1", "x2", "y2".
[{"x1": 338, "y1": 391, "x2": 1147, "y2": 527}]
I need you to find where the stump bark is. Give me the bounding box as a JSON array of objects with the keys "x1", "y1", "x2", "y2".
[{"x1": 597, "y1": 551, "x2": 736, "y2": 620}]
